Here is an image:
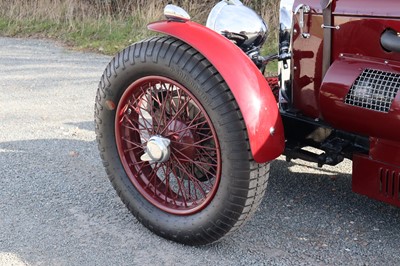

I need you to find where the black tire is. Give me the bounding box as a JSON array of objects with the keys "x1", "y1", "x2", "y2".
[{"x1": 94, "y1": 36, "x2": 270, "y2": 245}]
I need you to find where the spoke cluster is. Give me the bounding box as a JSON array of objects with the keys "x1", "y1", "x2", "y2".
[{"x1": 116, "y1": 78, "x2": 220, "y2": 213}]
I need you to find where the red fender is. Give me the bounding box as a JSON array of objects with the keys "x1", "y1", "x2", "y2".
[{"x1": 148, "y1": 20, "x2": 284, "y2": 163}]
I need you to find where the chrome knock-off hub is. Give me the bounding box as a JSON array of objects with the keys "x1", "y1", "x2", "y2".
[{"x1": 140, "y1": 136, "x2": 171, "y2": 163}]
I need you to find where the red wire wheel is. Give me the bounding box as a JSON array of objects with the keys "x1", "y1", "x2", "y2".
[
  {"x1": 115, "y1": 76, "x2": 221, "y2": 215},
  {"x1": 96, "y1": 36, "x2": 271, "y2": 245}
]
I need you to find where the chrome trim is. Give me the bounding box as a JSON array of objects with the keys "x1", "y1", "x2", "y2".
[
  {"x1": 294, "y1": 4, "x2": 311, "y2": 39},
  {"x1": 280, "y1": 0, "x2": 294, "y2": 32},
  {"x1": 321, "y1": 24, "x2": 340, "y2": 30},
  {"x1": 345, "y1": 68, "x2": 400, "y2": 113},
  {"x1": 294, "y1": 3, "x2": 310, "y2": 14},
  {"x1": 269, "y1": 127, "x2": 276, "y2": 136},
  {"x1": 320, "y1": 0, "x2": 333, "y2": 9},
  {"x1": 164, "y1": 4, "x2": 190, "y2": 22},
  {"x1": 140, "y1": 136, "x2": 171, "y2": 163},
  {"x1": 206, "y1": 0, "x2": 268, "y2": 50},
  {"x1": 279, "y1": 0, "x2": 295, "y2": 106}
]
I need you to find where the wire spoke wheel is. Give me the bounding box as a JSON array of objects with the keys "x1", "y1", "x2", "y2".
[
  {"x1": 115, "y1": 76, "x2": 221, "y2": 215},
  {"x1": 95, "y1": 36, "x2": 270, "y2": 245}
]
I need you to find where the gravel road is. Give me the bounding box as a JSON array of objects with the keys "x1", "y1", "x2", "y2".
[{"x1": 0, "y1": 37, "x2": 399, "y2": 266}]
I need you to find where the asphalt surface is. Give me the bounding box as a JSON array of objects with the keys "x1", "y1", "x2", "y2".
[{"x1": 1, "y1": 37, "x2": 400, "y2": 266}]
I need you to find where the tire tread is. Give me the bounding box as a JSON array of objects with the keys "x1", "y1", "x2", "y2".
[{"x1": 94, "y1": 36, "x2": 270, "y2": 246}]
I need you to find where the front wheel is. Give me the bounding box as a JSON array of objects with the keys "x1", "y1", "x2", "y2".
[{"x1": 95, "y1": 36, "x2": 270, "y2": 245}]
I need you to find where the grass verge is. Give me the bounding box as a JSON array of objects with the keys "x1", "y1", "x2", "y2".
[
  {"x1": 0, "y1": 1, "x2": 278, "y2": 72},
  {"x1": 0, "y1": 17, "x2": 153, "y2": 55}
]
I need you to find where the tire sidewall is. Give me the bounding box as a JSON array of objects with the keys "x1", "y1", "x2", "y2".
[{"x1": 98, "y1": 41, "x2": 252, "y2": 241}]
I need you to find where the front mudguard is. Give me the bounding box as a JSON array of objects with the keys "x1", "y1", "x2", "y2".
[{"x1": 148, "y1": 20, "x2": 284, "y2": 163}]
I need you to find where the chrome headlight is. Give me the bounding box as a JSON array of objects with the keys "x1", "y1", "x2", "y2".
[{"x1": 206, "y1": 0, "x2": 268, "y2": 51}]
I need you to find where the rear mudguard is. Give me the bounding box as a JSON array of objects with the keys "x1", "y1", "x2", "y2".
[{"x1": 148, "y1": 20, "x2": 284, "y2": 163}]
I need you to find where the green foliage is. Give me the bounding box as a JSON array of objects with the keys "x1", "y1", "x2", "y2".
[{"x1": 0, "y1": 0, "x2": 280, "y2": 71}]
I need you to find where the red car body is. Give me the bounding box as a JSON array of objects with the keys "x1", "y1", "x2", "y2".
[
  {"x1": 96, "y1": 0, "x2": 400, "y2": 245},
  {"x1": 149, "y1": 0, "x2": 400, "y2": 208}
]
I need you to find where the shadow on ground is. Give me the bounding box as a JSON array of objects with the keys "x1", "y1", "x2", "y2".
[{"x1": 0, "y1": 127, "x2": 399, "y2": 265}]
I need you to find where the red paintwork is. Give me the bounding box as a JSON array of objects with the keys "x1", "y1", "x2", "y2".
[
  {"x1": 332, "y1": 17, "x2": 400, "y2": 72},
  {"x1": 147, "y1": 20, "x2": 285, "y2": 163},
  {"x1": 333, "y1": 0, "x2": 400, "y2": 17},
  {"x1": 370, "y1": 138, "x2": 400, "y2": 166},
  {"x1": 290, "y1": 0, "x2": 400, "y2": 206},
  {"x1": 352, "y1": 154, "x2": 400, "y2": 207},
  {"x1": 319, "y1": 55, "x2": 400, "y2": 141},
  {"x1": 291, "y1": 0, "x2": 400, "y2": 119},
  {"x1": 115, "y1": 76, "x2": 222, "y2": 215},
  {"x1": 266, "y1": 76, "x2": 280, "y2": 101},
  {"x1": 293, "y1": 0, "x2": 400, "y2": 17},
  {"x1": 291, "y1": 7, "x2": 324, "y2": 118}
]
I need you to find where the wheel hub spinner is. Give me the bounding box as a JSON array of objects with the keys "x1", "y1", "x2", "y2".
[{"x1": 140, "y1": 136, "x2": 171, "y2": 163}]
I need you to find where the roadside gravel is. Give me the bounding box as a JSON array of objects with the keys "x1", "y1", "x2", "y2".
[{"x1": 0, "y1": 37, "x2": 399, "y2": 266}]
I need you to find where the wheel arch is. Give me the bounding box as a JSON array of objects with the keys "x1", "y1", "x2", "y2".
[{"x1": 148, "y1": 20, "x2": 285, "y2": 163}]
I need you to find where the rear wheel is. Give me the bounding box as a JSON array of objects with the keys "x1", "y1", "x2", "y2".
[{"x1": 95, "y1": 36, "x2": 270, "y2": 245}]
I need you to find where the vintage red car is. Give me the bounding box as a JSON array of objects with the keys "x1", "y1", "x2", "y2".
[{"x1": 94, "y1": 0, "x2": 400, "y2": 245}]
